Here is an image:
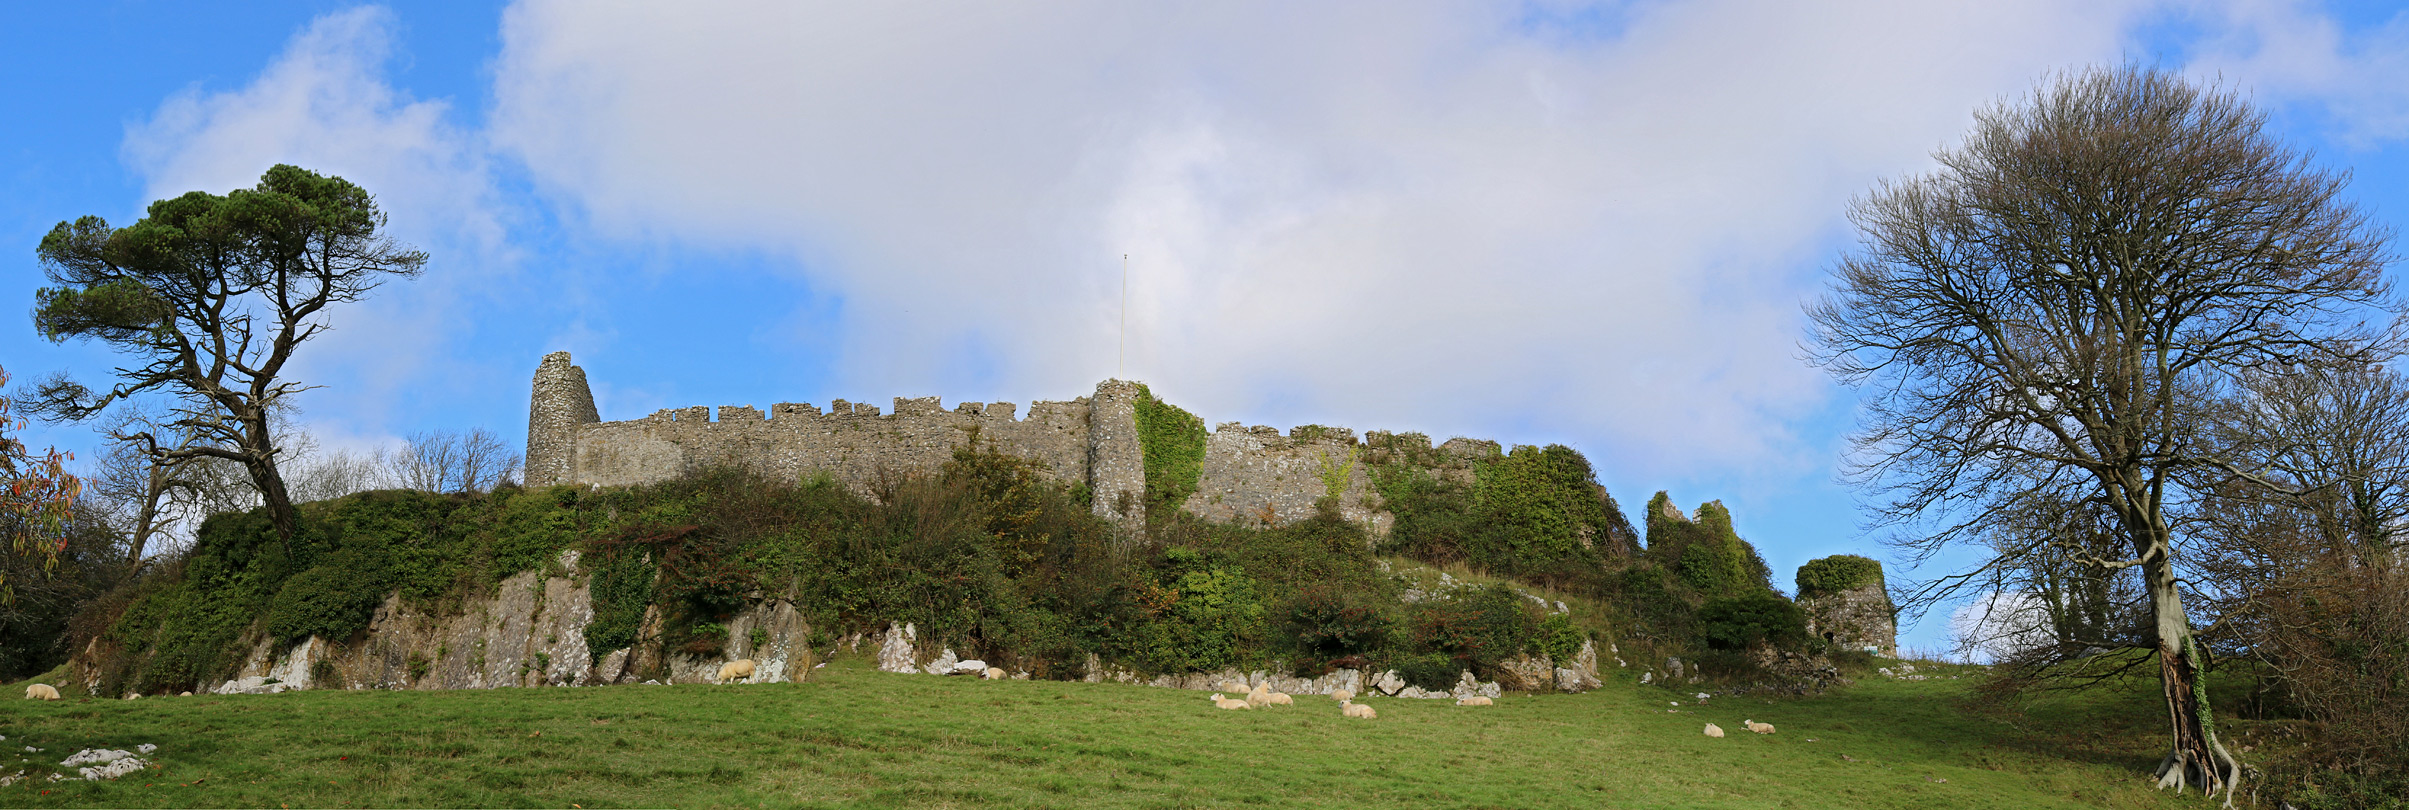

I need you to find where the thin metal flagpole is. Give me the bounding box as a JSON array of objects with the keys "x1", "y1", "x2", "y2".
[{"x1": 1118, "y1": 253, "x2": 1128, "y2": 380}]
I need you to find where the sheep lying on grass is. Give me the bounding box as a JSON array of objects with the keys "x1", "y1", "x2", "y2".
[
  {"x1": 1456, "y1": 695, "x2": 1492, "y2": 707},
  {"x1": 983, "y1": 667, "x2": 1007, "y2": 680},
  {"x1": 1330, "y1": 689, "x2": 1354, "y2": 703},
  {"x1": 1744, "y1": 719, "x2": 1776, "y2": 735},
  {"x1": 1340, "y1": 699, "x2": 1378, "y2": 720},
  {"x1": 23, "y1": 684, "x2": 59, "y2": 701},
  {"x1": 1704, "y1": 723, "x2": 1725, "y2": 738},
  {"x1": 1210, "y1": 693, "x2": 1252, "y2": 710},
  {"x1": 1242, "y1": 684, "x2": 1292, "y2": 707},
  {"x1": 717, "y1": 659, "x2": 757, "y2": 683},
  {"x1": 1217, "y1": 679, "x2": 1250, "y2": 693}
]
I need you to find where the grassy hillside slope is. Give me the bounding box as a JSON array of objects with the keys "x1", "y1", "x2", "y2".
[{"x1": 3, "y1": 656, "x2": 2198, "y2": 809}]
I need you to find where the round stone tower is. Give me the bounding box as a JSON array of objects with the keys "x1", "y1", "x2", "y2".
[{"x1": 525, "y1": 352, "x2": 600, "y2": 487}]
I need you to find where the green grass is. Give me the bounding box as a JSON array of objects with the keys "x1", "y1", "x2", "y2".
[{"x1": 1, "y1": 657, "x2": 2205, "y2": 809}]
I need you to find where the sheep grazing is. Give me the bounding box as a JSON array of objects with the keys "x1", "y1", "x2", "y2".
[
  {"x1": 1209, "y1": 693, "x2": 1252, "y2": 710},
  {"x1": 23, "y1": 684, "x2": 60, "y2": 701},
  {"x1": 1340, "y1": 699, "x2": 1378, "y2": 720},
  {"x1": 983, "y1": 667, "x2": 1006, "y2": 680},
  {"x1": 1330, "y1": 689, "x2": 1355, "y2": 703},
  {"x1": 717, "y1": 659, "x2": 758, "y2": 683},
  {"x1": 1744, "y1": 719, "x2": 1776, "y2": 735},
  {"x1": 1455, "y1": 695, "x2": 1493, "y2": 707},
  {"x1": 1703, "y1": 723, "x2": 1725, "y2": 738}
]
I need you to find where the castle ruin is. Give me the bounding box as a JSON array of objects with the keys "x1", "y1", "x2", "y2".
[{"x1": 524, "y1": 352, "x2": 1503, "y2": 533}]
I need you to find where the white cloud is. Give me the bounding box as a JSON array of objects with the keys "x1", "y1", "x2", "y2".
[
  {"x1": 2181, "y1": 1, "x2": 2409, "y2": 147},
  {"x1": 121, "y1": 5, "x2": 509, "y2": 436},
  {"x1": 488, "y1": 0, "x2": 2155, "y2": 480}
]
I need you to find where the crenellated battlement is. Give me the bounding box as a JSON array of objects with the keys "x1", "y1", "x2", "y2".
[{"x1": 526, "y1": 352, "x2": 1510, "y2": 534}]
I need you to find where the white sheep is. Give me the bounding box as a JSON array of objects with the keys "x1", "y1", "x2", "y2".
[
  {"x1": 717, "y1": 659, "x2": 757, "y2": 683},
  {"x1": 1262, "y1": 690, "x2": 1293, "y2": 706},
  {"x1": 983, "y1": 667, "x2": 1006, "y2": 680},
  {"x1": 1455, "y1": 695, "x2": 1493, "y2": 707},
  {"x1": 23, "y1": 684, "x2": 59, "y2": 701},
  {"x1": 1209, "y1": 693, "x2": 1251, "y2": 710},
  {"x1": 1703, "y1": 723, "x2": 1725, "y2": 738},
  {"x1": 1217, "y1": 679, "x2": 1250, "y2": 693},
  {"x1": 1340, "y1": 699, "x2": 1378, "y2": 720},
  {"x1": 1744, "y1": 719, "x2": 1776, "y2": 735},
  {"x1": 1330, "y1": 688, "x2": 1355, "y2": 703}
]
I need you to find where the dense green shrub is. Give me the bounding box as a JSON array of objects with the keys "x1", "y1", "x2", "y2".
[
  {"x1": 1795, "y1": 555, "x2": 1884, "y2": 596},
  {"x1": 1287, "y1": 586, "x2": 1393, "y2": 658},
  {"x1": 582, "y1": 545, "x2": 658, "y2": 664},
  {"x1": 1411, "y1": 584, "x2": 1537, "y2": 678},
  {"x1": 1377, "y1": 443, "x2": 1634, "y2": 592},
  {"x1": 1698, "y1": 592, "x2": 1809, "y2": 650},
  {"x1": 1131, "y1": 547, "x2": 1265, "y2": 673},
  {"x1": 266, "y1": 550, "x2": 392, "y2": 645},
  {"x1": 1391, "y1": 652, "x2": 1459, "y2": 691},
  {"x1": 1532, "y1": 612, "x2": 1585, "y2": 664},
  {"x1": 1646, "y1": 495, "x2": 1772, "y2": 598}
]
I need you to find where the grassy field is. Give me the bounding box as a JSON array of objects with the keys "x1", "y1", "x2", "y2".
[{"x1": 0, "y1": 655, "x2": 2217, "y2": 809}]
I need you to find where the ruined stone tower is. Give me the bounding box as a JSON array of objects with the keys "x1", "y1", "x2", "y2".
[{"x1": 525, "y1": 351, "x2": 600, "y2": 488}]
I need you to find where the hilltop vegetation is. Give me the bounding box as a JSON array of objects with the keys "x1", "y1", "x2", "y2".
[{"x1": 70, "y1": 434, "x2": 1836, "y2": 701}]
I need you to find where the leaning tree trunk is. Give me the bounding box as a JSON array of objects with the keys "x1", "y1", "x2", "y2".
[
  {"x1": 2142, "y1": 550, "x2": 2242, "y2": 803},
  {"x1": 238, "y1": 414, "x2": 299, "y2": 547}
]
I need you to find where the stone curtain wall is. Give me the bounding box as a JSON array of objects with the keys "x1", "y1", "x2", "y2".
[
  {"x1": 528, "y1": 353, "x2": 1110, "y2": 512},
  {"x1": 527, "y1": 353, "x2": 1498, "y2": 534}
]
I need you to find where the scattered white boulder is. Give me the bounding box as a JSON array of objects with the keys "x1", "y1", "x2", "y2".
[
  {"x1": 58, "y1": 748, "x2": 149, "y2": 781},
  {"x1": 922, "y1": 648, "x2": 961, "y2": 676},
  {"x1": 947, "y1": 659, "x2": 988, "y2": 676},
  {"x1": 876, "y1": 623, "x2": 919, "y2": 673}
]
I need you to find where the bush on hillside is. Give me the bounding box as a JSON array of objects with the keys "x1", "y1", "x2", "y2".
[{"x1": 1697, "y1": 592, "x2": 1809, "y2": 651}]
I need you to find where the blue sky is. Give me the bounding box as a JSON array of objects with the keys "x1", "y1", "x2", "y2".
[{"x1": 10, "y1": 1, "x2": 2409, "y2": 653}]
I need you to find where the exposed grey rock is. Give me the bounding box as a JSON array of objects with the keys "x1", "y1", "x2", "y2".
[
  {"x1": 949, "y1": 659, "x2": 988, "y2": 676},
  {"x1": 877, "y1": 623, "x2": 919, "y2": 673},
  {"x1": 923, "y1": 648, "x2": 960, "y2": 676}
]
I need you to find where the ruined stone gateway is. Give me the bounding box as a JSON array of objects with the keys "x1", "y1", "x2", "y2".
[{"x1": 526, "y1": 351, "x2": 1500, "y2": 535}]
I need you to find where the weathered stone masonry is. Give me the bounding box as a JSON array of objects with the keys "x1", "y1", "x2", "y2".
[{"x1": 525, "y1": 352, "x2": 1473, "y2": 533}]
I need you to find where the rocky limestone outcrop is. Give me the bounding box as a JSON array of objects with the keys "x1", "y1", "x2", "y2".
[{"x1": 76, "y1": 549, "x2": 821, "y2": 696}]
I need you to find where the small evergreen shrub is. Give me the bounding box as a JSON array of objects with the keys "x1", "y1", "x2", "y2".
[
  {"x1": 1532, "y1": 612, "x2": 1585, "y2": 664},
  {"x1": 1391, "y1": 652, "x2": 1459, "y2": 692},
  {"x1": 1698, "y1": 592, "x2": 1809, "y2": 650},
  {"x1": 1287, "y1": 586, "x2": 1392, "y2": 658}
]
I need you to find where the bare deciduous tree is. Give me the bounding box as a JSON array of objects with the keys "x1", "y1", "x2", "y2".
[
  {"x1": 384, "y1": 428, "x2": 519, "y2": 494},
  {"x1": 1809, "y1": 66, "x2": 2400, "y2": 800}
]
